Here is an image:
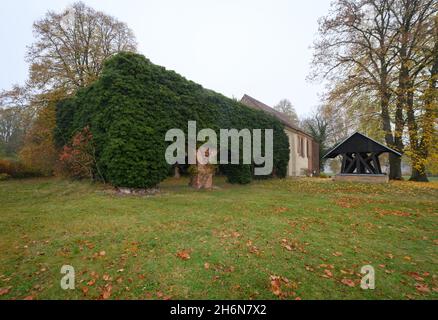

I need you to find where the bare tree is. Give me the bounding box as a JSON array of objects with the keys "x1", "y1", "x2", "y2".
[
  {"x1": 311, "y1": 0, "x2": 404, "y2": 179},
  {"x1": 311, "y1": 0, "x2": 438, "y2": 181},
  {"x1": 302, "y1": 111, "x2": 329, "y2": 172},
  {"x1": 274, "y1": 99, "x2": 300, "y2": 126},
  {"x1": 27, "y1": 1, "x2": 137, "y2": 92}
]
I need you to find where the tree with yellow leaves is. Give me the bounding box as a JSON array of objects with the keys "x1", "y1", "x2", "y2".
[{"x1": 1, "y1": 2, "x2": 137, "y2": 175}]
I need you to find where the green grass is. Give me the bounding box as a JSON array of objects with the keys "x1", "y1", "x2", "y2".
[
  {"x1": 403, "y1": 176, "x2": 438, "y2": 182},
  {"x1": 0, "y1": 177, "x2": 437, "y2": 300}
]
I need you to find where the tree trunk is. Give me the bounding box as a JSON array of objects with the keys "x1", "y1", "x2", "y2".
[
  {"x1": 410, "y1": 164, "x2": 429, "y2": 182},
  {"x1": 388, "y1": 153, "x2": 402, "y2": 180},
  {"x1": 381, "y1": 88, "x2": 402, "y2": 180},
  {"x1": 189, "y1": 164, "x2": 214, "y2": 189}
]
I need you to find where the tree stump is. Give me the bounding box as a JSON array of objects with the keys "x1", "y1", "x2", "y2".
[
  {"x1": 189, "y1": 164, "x2": 215, "y2": 189},
  {"x1": 174, "y1": 166, "x2": 181, "y2": 179},
  {"x1": 188, "y1": 146, "x2": 217, "y2": 189}
]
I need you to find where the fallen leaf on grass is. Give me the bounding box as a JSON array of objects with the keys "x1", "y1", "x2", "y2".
[
  {"x1": 274, "y1": 207, "x2": 288, "y2": 214},
  {"x1": 102, "y1": 274, "x2": 112, "y2": 281},
  {"x1": 305, "y1": 265, "x2": 314, "y2": 272},
  {"x1": 247, "y1": 242, "x2": 261, "y2": 255},
  {"x1": 385, "y1": 269, "x2": 394, "y2": 274},
  {"x1": 332, "y1": 252, "x2": 343, "y2": 257},
  {"x1": 406, "y1": 272, "x2": 424, "y2": 282},
  {"x1": 415, "y1": 283, "x2": 430, "y2": 293},
  {"x1": 176, "y1": 250, "x2": 191, "y2": 260},
  {"x1": 376, "y1": 209, "x2": 411, "y2": 217},
  {"x1": 81, "y1": 287, "x2": 89, "y2": 296},
  {"x1": 270, "y1": 277, "x2": 282, "y2": 297},
  {"x1": 204, "y1": 263, "x2": 210, "y2": 270},
  {"x1": 334, "y1": 197, "x2": 362, "y2": 208},
  {"x1": 269, "y1": 275, "x2": 298, "y2": 299},
  {"x1": 0, "y1": 287, "x2": 11, "y2": 296},
  {"x1": 322, "y1": 269, "x2": 333, "y2": 278},
  {"x1": 101, "y1": 284, "x2": 112, "y2": 299},
  {"x1": 231, "y1": 231, "x2": 241, "y2": 238},
  {"x1": 341, "y1": 279, "x2": 356, "y2": 287},
  {"x1": 280, "y1": 239, "x2": 307, "y2": 253}
]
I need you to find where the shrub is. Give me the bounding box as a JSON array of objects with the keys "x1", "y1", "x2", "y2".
[
  {"x1": 223, "y1": 163, "x2": 252, "y2": 185},
  {"x1": 0, "y1": 159, "x2": 40, "y2": 179},
  {"x1": 319, "y1": 172, "x2": 328, "y2": 178},
  {"x1": 57, "y1": 126, "x2": 100, "y2": 180},
  {"x1": 56, "y1": 52, "x2": 289, "y2": 188},
  {"x1": 0, "y1": 173, "x2": 11, "y2": 181}
]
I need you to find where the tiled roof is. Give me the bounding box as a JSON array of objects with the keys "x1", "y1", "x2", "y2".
[{"x1": 240, "y1": 94, "x2": 311, "y2": 138}]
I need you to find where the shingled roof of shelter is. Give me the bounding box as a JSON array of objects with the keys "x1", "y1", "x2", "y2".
[{"x1": 323, "y1": 132, "x2": 402, "y2": 159}]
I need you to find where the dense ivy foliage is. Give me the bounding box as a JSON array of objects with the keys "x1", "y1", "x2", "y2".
[
  {"x1": 56, "y1": 52, "x2": 289, "y2": 188},
  {"x1": 221, "y1": 163, "x2": 253, "y2": 185}
]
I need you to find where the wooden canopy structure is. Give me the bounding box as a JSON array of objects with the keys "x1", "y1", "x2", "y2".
[{"x1": 323, "y1": 132, "x2": 402, "y2": 175}]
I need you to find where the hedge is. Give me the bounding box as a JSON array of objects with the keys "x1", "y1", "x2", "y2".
[
  {"x1": 0, "y1": 159, "x2": 41, "y2": 179},
  {"x1": 55, "y1": 52, "x2": 289, "y2": 188}
]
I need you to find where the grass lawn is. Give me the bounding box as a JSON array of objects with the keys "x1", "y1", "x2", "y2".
[{"x1": 0, "y1": 177, "x2": 437, "y2": 300}]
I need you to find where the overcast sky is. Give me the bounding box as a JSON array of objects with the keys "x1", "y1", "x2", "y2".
[{"x1": 0, "y1": 0, "x2": 332, "y2": 117}]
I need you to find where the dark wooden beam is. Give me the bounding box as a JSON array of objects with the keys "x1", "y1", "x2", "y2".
[
  {"x1": 359, "y1": 152, "x2": 377, "y2": 174},
  {"x1": 345, "y1": 153, "x2": 356, "y2": 173},
  {"x1": 372, "y1": 153, "x2": 382, "y2": 174},
  {"x1": 341, "y1": 154, "x2": 347, "y2": 173}
]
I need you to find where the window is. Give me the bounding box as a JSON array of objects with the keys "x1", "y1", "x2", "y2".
[
  {"x1": 297, "y1": 137, "x2": 301, "y2": 157},
  {"x1": 307, "y1": 140, "x2": 310, "y2": 158},
  {"x1": 297, "y1": 136, "x2": 305, "y2": 158}
]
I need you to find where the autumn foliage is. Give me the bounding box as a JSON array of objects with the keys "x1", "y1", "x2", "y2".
[
  {"x1": 19, "y1": 105, "x2": 58, "y2": 176},
  {"x1": 58, "y1": 126, "x2": 99, "y2": 180},
  {"x1": 0, "y1": 159, "x2": 39, "y2": 179}
]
